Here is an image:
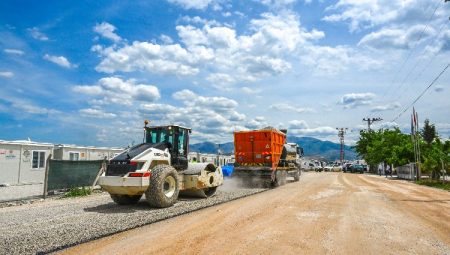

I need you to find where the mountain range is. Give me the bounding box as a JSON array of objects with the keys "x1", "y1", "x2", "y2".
[{"x1": 190, "y1": 136, "x2": 357, "y2": 161}]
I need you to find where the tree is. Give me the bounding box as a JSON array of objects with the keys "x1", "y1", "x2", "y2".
[
  {"x1": 421, "y1": 138, "x2": 449, "y2": 180},
  {"x1": 355, "y1": 128, "x2": 414, "y2": 171},
  {"x1": 421, "y1": 119, "x2": 436, "y2": 145}
]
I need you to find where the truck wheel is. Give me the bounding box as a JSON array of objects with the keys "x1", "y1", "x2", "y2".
[
  {"x1": 110, "y1": 194, "x2": 142, "y2": 205},
  {"x1": 272, "y1": 171, "x2": 283, "y2": 187},
  {"x1": 146, "y1": 165, "x2": 179, "y2": 208},
  {"x1": 294, "y1": 169, "x2": 300, "y2": 182},
  {"x1": 281, "y1": 171, "x2": 287, "y2": 185},
  {"x1": 203, "y1": 187, "x2": 217, "y2": 197}
]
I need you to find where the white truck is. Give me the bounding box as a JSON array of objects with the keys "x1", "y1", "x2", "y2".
[{"x1": 98, "y1": 124, "x2": 224, "y2": 208}]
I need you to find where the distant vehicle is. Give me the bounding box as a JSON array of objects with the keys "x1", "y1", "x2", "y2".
[
  {"x1": 350, "y1": 164, "x2": 365, "y2": 174},
  {"x1": 324, "y1": 164, "x2": 333, "y2": 172},
  {"x1": 332, "y1": 162, "x2": 343, "y2": 172},
  {"x1": 314, "y1": 161, "x2": 323, "y2": 172},
  {"x1": 301, "y1": 161, "x2": 314, "y2": 171}
]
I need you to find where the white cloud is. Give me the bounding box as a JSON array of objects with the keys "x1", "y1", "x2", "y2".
[
  {"x1": 241, "y1": 87, "x2": 260, "y2": 94},
  {"x1": 288, "y1": 119, "x2": 337, "y2": 136},
  {"x1": 424, "y1": 29, "x2": 450, "y2": 55},
  {"x1": 179, "y1": 16, "x2": 221, "y2": 26},
  {"x1": 270, "y1": 103, "x2": 315, "y2": 113},
  {"x1": 358, "y1": 25, "x2": 434, "y2": 50},
  {"x1": 95, "y1": 12, "x2": 328, "y2": 82},
  {"x1": 323, "y1": 0, "x2": 445, "y2": 33},
  {"x1": 246, "y1": 116, "x2": 268, "y2": 129},
  {"x1": 43, "y1": 54, "x2": 75, "y2": 68},
  {"x1": 73, "y1": 77, "x2": 160, "y2": 105},
  {"x1": 167, "y1": 0, "x2": 214, "y2": 10},
  {"x1": 288, "y1": 119, "x2": 309, "y2": 129},
  {"x1": 300, "y1": 45, "x2": 383, "y2": 75},
  {"x1": 79, "y1": 108, "x2": 117, "y2": 119},
  {"x1": 259, "y1": 0, "x2": 297, "y2": 7},
  {"x1": 339, "y1": 93, "x2": 376, "y2": 108},
  {"x1": 12, "y1": 102, "x2": 58, "y2": 115},
  {"x1": 93, "y1": 22, "x2": 122, "y2": 42},
  {"x1": 173, "y1": 89, "x2": 238, "y2": 111},
  {"x1": 28, "y1": 27, "x2": 49, "y2": 41},
  {"x1": 138, "y1": 89, "x2": 246, "y2": 142},
  {"x1": 371, "y1": 102, "x2": 401, "y2": 112},
  {"x1": 160, "y1": 34, "x2": 173, "y2": 44},
  {"x1": 95, "y1": 42, "x2": 212, "y2": 76},
  {"x1": 0, "y1": 71, "x2": 14, "y2": 78},
  {"x1": 4, "y1": 49, "x2": 25, "y2": 55},
  {"x1": 372, "y1": 121, "x2": 399, "y2": 130}
]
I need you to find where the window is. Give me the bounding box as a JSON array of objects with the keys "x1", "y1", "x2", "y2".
[
  {"x1": 32, "y1": 151, "x2": 46, "y2": 169},
  {"x1": 178, "y1": 129, "x2": 185, "y2": 155},
  {"x1": 69, "y1": 152, "x2": 80, "y2": 161}
]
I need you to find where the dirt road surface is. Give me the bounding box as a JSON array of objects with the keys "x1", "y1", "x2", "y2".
[{"x1": 62, "y1": 172, "x2": 450, "y2": 255}]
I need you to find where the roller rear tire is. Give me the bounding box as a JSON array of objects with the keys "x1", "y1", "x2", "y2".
[{"x1": 146, "y1": 165, "x2": 179, "y2": 208}]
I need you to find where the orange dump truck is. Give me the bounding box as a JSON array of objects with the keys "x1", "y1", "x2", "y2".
[{"x1": 233, "y1": 127, "x2": 302, "y2": 187}]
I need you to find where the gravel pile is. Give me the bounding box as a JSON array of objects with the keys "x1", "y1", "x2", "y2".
[{"x1": 0, "y1": 188, "x2": 266, "y2": 254}]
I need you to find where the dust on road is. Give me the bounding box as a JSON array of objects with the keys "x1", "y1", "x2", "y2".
[{"x1": 61, "y1": 172, "x2": 450, "y2": 255}]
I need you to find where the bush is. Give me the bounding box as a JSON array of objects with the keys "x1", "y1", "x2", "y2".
[
  {"x1": 415, "y1": 180, "x2": 450, "y2": 191},
  {"x1": 64, "y1": 187, "x2": 91, "y2": 197}
]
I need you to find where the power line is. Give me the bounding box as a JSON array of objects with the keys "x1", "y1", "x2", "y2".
[
  {"x1": 392, "y1": 18, "x2": 450, "y2": 103},
  {"x1": 392, "y1": 63, "x2": 450, "y2": 122},
  {"x1": 379, "y1": 0, "x2": 443, "y2": 100}
]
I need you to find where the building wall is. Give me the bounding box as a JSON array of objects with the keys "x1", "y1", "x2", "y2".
[{"x1": 0, "y1": 143, "x2": 53, "y2": 185}]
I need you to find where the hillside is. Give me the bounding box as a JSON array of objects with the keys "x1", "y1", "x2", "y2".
[{"x1": 190, "y1": 136, "x2": 357, "y2": 161}]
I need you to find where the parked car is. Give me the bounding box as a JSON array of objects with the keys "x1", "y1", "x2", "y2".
[
  {"x1": 301, "y1": 161, "x2": 315, "y2": 171},
  {"x1": 314, "y1": 161, "x2": 323, "y2": 172},
  {"x1": 324, "y1": 164, "x2": 334, "y2": 172},
  {"x1": 350, "y1": 164, "x2": 365, "y2": 174},
  {"x1": 332, "y1": 164, "x2": 343, "y2": 172}
]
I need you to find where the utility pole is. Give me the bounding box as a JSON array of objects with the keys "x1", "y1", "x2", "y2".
[
  {"x1": 362, "y1": 117, "x2": 382, "y2": 131},
  {"x1": 336, "y1": 128, "x2": 348, "y2": 165}
]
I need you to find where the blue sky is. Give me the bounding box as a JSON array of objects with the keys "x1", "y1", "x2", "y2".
[{"x1": 0, "y1": 0, "x2": 449, "y2": 147}]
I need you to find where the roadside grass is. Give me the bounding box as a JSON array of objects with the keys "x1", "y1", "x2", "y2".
[
  {"x1": 415, "y1": 180, "x2": 450, "y2": 191},
  {"x1": 64, "y1": 187, "x2": 92, "y2": 197}
]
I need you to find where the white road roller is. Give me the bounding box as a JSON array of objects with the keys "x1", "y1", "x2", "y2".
[{"x1": 99, "y1": 123, "x2": 223, "y2": 208}]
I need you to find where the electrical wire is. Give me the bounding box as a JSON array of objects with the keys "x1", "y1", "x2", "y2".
[
  {"x1": 392, "y1": 18, "x2": 449, "y2": 103},
  {"x1": 391, "y1": 63, "x2": 450, "y2": 122},
  {"x1": 379, "y1": 0, "x2": 443, "y2": 100}
]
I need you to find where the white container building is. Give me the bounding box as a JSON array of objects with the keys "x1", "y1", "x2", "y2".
[
  {"x1": 53, "y1": 144, "x2": 124, "y2": 161},
  {"x1": 0, "y1": 140, "x2": 54, "y2": 185}
]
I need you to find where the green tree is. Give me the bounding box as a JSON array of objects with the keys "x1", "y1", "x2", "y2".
[
  {"x1": 421, "y1": 138, "x2": 448, "y2": 179},
  {"x1": 421, "y1": 119, "x2": 436, "y2": 145},
  {"x1": 355, "y1": 128, "x2": 414, "y2": 170}
]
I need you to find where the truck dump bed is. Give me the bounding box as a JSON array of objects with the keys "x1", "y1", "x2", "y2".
[{"x1": 234, "y1": 127, "x2": 286, "y2": 170}]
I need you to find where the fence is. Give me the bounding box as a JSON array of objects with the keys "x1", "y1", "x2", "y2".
[
  {"x1": 396, "y1": 163, "x2": 417, "y2": 180},
  {"x1": 46, "y1": 159, "x2": 104, "y2": 191}
]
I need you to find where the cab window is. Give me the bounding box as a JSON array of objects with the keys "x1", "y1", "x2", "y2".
[{"x1": 178, "y1": 129, "x2": 185, "y2": 155}]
